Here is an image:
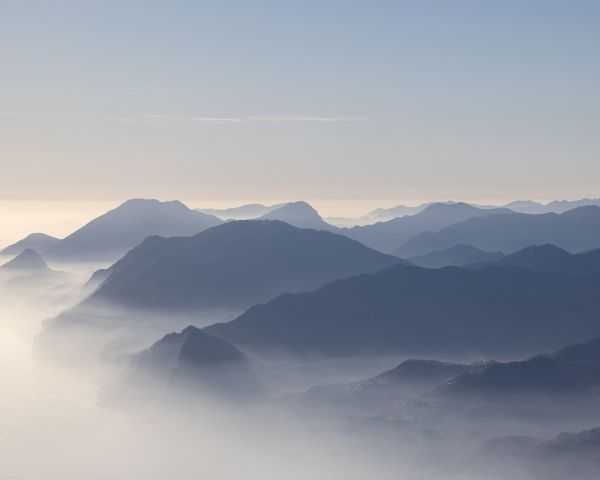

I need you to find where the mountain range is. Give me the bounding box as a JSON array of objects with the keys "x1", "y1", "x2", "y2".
[
  {"x1": 295, "y1": 336, "x2": 600, "y2": 434},
  {"x1": 387, "y1": 337, "x2": 600, "y2": 435},
  {"x1": 196, "y1": 200, "x2": 338, "y2": 231},
  {"x1": 407, "y1": 243, "x2": 600, "y2": 274},
  {"x1": 0, "y1": 248, "x2": 75, "y2": 289},
  {"x1": 468, "y1": 244, "x2": 600, "y2": 275},
  {"x1": 407, "y1": 244, "x2": 504, "y2": 268},
  {"x1": 36, "y1": 199, "x2": 222, "y2": 263},
  {"x1": 206, "y1": 264, "x2": 600, "y2": 358},
  {"x1": 258, "y1": 201, "x2": 338, "y2": 231},
  {"x1": 481, "y1": 427, "x2": 600, "y2": 480},
  {"x1": 0, "y1": 233, "x2": 59, "y2": 256},
  {"x1": 80, "y1": 219, "x2": 400, "y2": 313},
  {"x1": 503, "y1": 198, "x2": 600, "y2": 214},
  {"x1": 196, "y1": 203, "x2": 279, "y2": 220},
  {"x1": 297, "y1": 359, "x2": 469, "y2": 416},
  {"x1": 1, "y1": 248, "x2": 50, "y2": 272},
  {"x1": 395, "y1": 206, "x2": 600, "y2": 257},
  {"x1": 364, "y1": 198, "x2": 600, "y2": 221},
  {"x1": 342, "y1": 202, "x2": 512, "y2": 252}
]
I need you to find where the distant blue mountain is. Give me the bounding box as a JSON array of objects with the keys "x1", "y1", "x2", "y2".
[
  {"x1": 342, "y1": 202, "x2": 512, "y2": 252},
  {"x1": 1, "y1": 233, "x2": 59, "y2": 256},
  {"x1": 395, "y1": 206, "x2": 600, "y2": 257},
  {"x1": 196, "y1": 203, "x2": 279, "y2": 220},
  {"x1": 468, "y1": 243, "x2": 600, "y2": 275},
  {"x1": 407, "y1": 244, "x2": 504, "y2": 268},
  {"x1": 503, "y1": 197, "x2": 600, "y2": 214},
  {"x1": 43, "y1": 199, "x2": 222, "y2": 262},
  {"x1": 0, "y1": 248, "x2": 50, "y2": 272},
  {"x1": 259, "y1": 201, "x2": 338, "y2": 231}
]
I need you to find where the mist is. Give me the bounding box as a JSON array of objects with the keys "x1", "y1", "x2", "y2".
[{"x1": 2, "y1": 256, "x2": 598, "y2": 480}]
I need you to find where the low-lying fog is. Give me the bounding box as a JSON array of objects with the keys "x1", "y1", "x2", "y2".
[{"x1": 0, "y1": 258, "x2": 595, "y2": 480}]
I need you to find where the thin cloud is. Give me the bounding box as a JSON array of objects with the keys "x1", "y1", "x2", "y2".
[{"x1": 110, "y1": 114, "x2": 370, "y2": 125}]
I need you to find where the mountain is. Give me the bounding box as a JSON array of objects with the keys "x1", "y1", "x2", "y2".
[
  {"x1": 438, "y1": 336, "x2": 600, "y2": 396},
  {"x1": 81, "y1": 268, "x2": 110, "y2": 295},
  {"x1": 503, "y1": 198, "x2": 600, "y2": 214},
  {"x1": 397, "y1": 337, "x2": 600, "y2": 433},
  {"x1": 196, "y1": 203, "x2": 279, "y2": 220},
  {"x1": 481, "y1": 427, "x2": 600, "y2": 480},
  {"x1": 43, "y1": 199, "x2": 222, "y2": 262},
  {"x1": 258, "y1": 201, "x2": 337, "y2": 231},
  {"x1": 469, "y1": 244, "x2": 600, "y2": 275},
  {"x1": 0, "y1": 248, "x2": 76, "y2": 289},
  {"x1": 101, "y1": 326, "x2": 263, "y2": 406},
  {"x1": 395, "y1": 206, "x2": 600, "y2": 257},
  {"x1": 323, "y1": 216, "x2": 376, "y2": 228},
  {"x1": 342, "y1": 202, "x2": 512, "y2": 253},
  {"x1": 38, "y1": 220, "x2": 401, "y2": 365},
  {"x1": 0, "y1": 248, "x2": 50, "y2": 272},
  {"x1": 363, "y1": 202, "x2": 434, "y2": 221},
  {"x1": 501, "y1": 200, "x2": 547, "y2": 214},
  {"x1": 206, "y1": 264, "x2": 600, "y2": 358},
  {"x1": 198, "y1": 201, "x2": 338, "y2": 231},
  {"x1": 1, "y1": 233, "x2": 59, "y2": 256},
  {"x1": 297, "y1": 359, "x2": 470, "y2": 416},
  {"x1": 407, "y1": 244, "x2": 504, "y2": 268},
  {"x1": 77, "y1": 220, "x2": 401, "y2": 313}
]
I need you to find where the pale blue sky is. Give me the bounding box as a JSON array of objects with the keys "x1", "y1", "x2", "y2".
[{"x1": 1, "y1": 0, "x2": 599, "y2": 215}]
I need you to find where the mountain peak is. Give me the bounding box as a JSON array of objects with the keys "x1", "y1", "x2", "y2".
[
  {"x1": 178, "y1": 326, "x2": 247, "y2": 366},
  {"x1": 42, "y1": 198, "x2": 223, "y2": 262},
  {"x1": 259, "y1": 201, "x2": 336, "y2": 231},
  {"x1": 116, "y1": 198, "x2": 189, "y2": 213},
  {"x1": 262, "y1": 201, "x2": 319, "y2": 217},
  {"x1": 0, "y1": 232, "x2": 59, "y2": 256},
  {"x1": 1, "y1": 248, "x2": 49, "y2": 272},
  {"x1": 562, "y1": 205, "x2": 600, "y2": 217}
]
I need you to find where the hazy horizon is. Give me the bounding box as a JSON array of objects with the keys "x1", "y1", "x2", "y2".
[
  {"x1": 3, "y1": 193, "x2": 600, "y2": 247},
  {"x1": 2, "y1": 0, "x2": 600, "y2": 214},
  {"x1": 3, "y1": 2, "x2": 600, "y2": 478}
]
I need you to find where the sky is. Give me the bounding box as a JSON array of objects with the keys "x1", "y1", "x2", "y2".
[{"x1": 1, "y1": 0, "x2": 600, "y2": 242}]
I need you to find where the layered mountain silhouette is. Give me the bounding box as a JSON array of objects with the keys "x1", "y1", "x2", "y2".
[
  {"x1": 1, "y1": 248, "x2": 75, "y2": 288},
  {"x1": 207, "y1": 264, "x2": 600, "y2": 358},
  {"x1": 363, "y1": 198, "x2": 600, "y2": 221},
  {"x1": 481, "y1": 427, "x2": 600, "y2": 480},
  {"x1": 1, "y1": 248, "x2": 50, "y2": 272},
  {"x1": 77, "y1": 220, "x2": 400, "y2": 312},
  {"x1": 297, "y1": 359, "x2": 469, "y2": 416},
  {"x1": 196, "y1": 201, "x2": 338, "y2": 232},
  {"x1": 101, "y1": 326, "x2": 263, "y2": 406},
  {"x1": 468, "y1": 244, "x2": 600, "y2": 275},
  {"x1": 438, "y1": 336, "x2": 600, "y2": 396},
  {"x1": 342, "y1": 202, "x2": 512, "y2": 252},
  {"x1": 258, "y1": 201, "x2": 338, "y2": 231},
  {"x1": 503, "y1": 198, "x2": 600, "y2": 214},
  {"x1": 1, "y1": 232, "x2": 59, "y2": 256},
  {"x1": 363, "y1": 202, "x2": 435, "y2": 221},
  {"x1": 196, "y1": 203, "x2": 279, "y2": 220},
  {"x1": 395, "y1": 206, "x2": 600, "y2": 257},
  {"x1": 42, "y1": 199, "x2": 222, "y2": 262},
  {"x1": 394, "y1": 337, "x2": 600, "y2": 433},
  {"x1": 407, "y1": 244, "x2": 504, "y2": 268}
]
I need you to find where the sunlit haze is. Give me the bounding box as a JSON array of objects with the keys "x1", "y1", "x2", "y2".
[{"x1": 2, "y1": 2, "x2": 600, "y2": 479}]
